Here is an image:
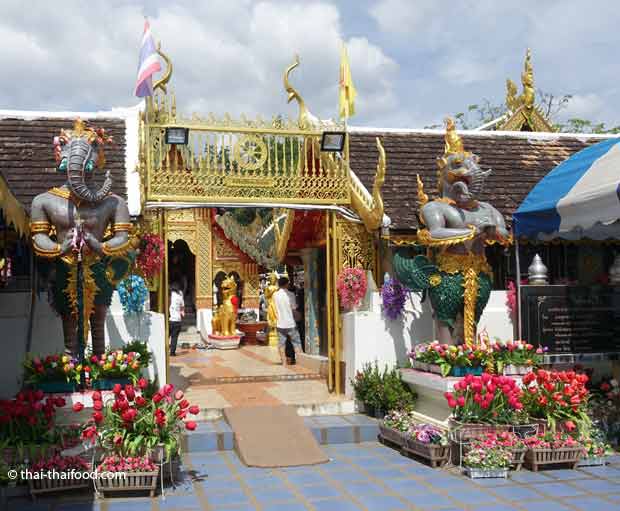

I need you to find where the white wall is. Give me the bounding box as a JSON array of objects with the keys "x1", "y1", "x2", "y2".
[
  {"x1": 477, "y1": 290, "x2": 515, "y2": 341},
  {"x1": 342, "y1": 288, "x2": 515, "y2": 397},
  {"x1": 343, "y1": 289, "x2": 434, "y2": 397},
  {"x1": 0, "y1": 291, "x2": 165, "y2": 398}
]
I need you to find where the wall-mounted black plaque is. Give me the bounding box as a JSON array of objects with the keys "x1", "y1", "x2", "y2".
[{"x1": 520, "y1": 285, "x2": 620, "y2": 353}]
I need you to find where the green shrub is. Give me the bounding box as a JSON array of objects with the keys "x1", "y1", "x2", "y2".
[{"x1": 351, "y1": 362, "x2": 416, "y2": 413}]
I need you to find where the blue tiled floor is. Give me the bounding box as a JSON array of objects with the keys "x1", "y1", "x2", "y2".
[{"x1": 7, "y1": 441, "x2": 620, "y2": 510}]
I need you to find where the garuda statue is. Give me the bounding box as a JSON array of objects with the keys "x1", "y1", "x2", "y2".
[
  {"x1": 393, "y1": 118, "x2": 510, "y2": 346},
  {"x1": 30, "y1": 119, "x2": 132, "y2": 356}
]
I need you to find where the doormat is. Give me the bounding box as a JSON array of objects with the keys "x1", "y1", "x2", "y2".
[{"x1": 223, "y1": 405, "x2": 329, "y2": 467}]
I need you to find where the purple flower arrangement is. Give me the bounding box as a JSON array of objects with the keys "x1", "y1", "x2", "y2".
[
  {"x1": 381, "y1": 275, "x2": 408, "y2": 320},
  {"x1": 411, "y1": 424, "x2": 448, "y2": 446}
]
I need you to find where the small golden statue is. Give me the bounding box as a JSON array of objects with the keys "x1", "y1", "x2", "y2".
[
  {"x1": 521, "y1": 48, "x2": 535, "y2": 109},
  {"x1": 264, "y1": 272, "x2": 280, "y2": 346},
  {"x1": 443, "y1": 117, "x2": 465, "y2": 155},
  {"x1": 211, "y1": 275, "x2": 239, "y2": 337}
]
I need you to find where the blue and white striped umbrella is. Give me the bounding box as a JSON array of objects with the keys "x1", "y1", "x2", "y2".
[{"x1": 513, "y1": 138, "x2": 620, "y2": 240}]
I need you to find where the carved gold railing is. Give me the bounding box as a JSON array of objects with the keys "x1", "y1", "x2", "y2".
[{"x1": 142, "y1": 92, "x2": 350, "y2": 205}]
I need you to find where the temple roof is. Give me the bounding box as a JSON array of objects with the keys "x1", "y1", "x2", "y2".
[
  {"x1": 0, "y1": 114, "x2": 131, "y2": 213},
  {"x1": 349, "y1": 128, "x2": 617, "y2": 231}
]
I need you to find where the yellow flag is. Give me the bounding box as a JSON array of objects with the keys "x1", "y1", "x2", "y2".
[{"x1": 339, "y1": 44, "x2": 356, "y2": 119}]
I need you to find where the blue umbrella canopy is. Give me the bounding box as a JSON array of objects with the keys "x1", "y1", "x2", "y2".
[{"x1": 513, "y1": 138, "x2": 620, "y2": 240}]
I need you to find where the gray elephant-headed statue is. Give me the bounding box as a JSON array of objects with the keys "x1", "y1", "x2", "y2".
[
  {"x1": 30, "y1": 118, "x2": 133, "y2": 356},
  {"x1": 393, "y1": 118, "x2": 511, "y2": 346}
]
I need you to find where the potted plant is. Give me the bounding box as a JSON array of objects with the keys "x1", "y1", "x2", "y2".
[
  {"x1": 524, "y1": 431, "x2": 583, "y2": 471},
  {"x1": 577, "y1": 429, "x2": 609, "y2": 467},
  {"x1": 462, "y1": 445, "x2": 512, "y2": 478},
  {"x1": 28, "y1": 454, "x2": 90, "y2": 497},
  {"x1": 490, "y1": 340, "x2": 544, "y2": 375},
  {"x1": 352, "y1": 362, "x2": 382, "y2": 416},
  {"x1": 88, "y1": 349, "x2": 143, "y2": 390},
  {"x1": 336, "y1": 267, "x2": 367, "y2": 311},
  {"x1": 23, "y1": 354, "x2": 81, "y2": 393},
  {"x1": 78, "y1": 381, "x2": 199, "y2": 482},
  {"x1": 521, "y1": 369, "x2": 591, "y2": 435},
  {"x1": 0, "y1": 390, "x2": 66, "y2": 465},
  {"x1": 403, "y1": 424, "x2": 450, "y2": 468},
  {"x1": 468, "y1": 431, "x2": 527, "y2": 471},
  {"x1": 588, "y1": 378, "x2": 620, "y2": 446},
  {"x1": 94, "y1": 454, "x2": 159, "y2": 497},
  {"x1": 378, "y1": 409, "x2": 415, "y2": 447}
]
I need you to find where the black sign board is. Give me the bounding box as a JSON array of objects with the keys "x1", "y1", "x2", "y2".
[{"x1": 520, "y1": 285, "x2": 620, "y2": 353}]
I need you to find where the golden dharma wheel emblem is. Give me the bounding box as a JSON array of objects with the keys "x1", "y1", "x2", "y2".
[{"x1": 234, "y1": 135, "x2": 268, "y2": 171}]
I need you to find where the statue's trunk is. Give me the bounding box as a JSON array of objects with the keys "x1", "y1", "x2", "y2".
[{"x1": 67, "y1": 139, "x2": 112, "y2": 203}]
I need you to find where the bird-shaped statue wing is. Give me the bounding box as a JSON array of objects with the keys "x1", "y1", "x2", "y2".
[{"x1": 392, "y1": 250, "x2": 438, "y2": 292}]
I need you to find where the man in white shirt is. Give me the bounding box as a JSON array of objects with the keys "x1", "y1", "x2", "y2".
[
  {"x1": 273, "y1": 276, "x2": 302, "y2": 364},
  {"x1": 169, "y1": 281, "x2": 185, "y2": 356}
]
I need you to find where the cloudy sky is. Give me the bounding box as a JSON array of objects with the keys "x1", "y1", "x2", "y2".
[{"x1": 2, "y1": 0, "x2": 619, "y2": 128}]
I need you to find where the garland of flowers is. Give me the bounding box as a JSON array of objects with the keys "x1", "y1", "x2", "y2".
[
  {"x1": 381, "y1": 275, "x2": 408, "y2": 320},
  {"x1": 336, "y1": 267, "x2": 367, "y2": 309},
  {"x1": 118, "y1": 275, "x2": 148, "y2": 314},
  {"x1": 136, "y1": 234, "x2": 165, "y2": 279}
]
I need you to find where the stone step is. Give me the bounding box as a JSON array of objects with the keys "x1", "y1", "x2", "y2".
[{"x1": 181, "y1": 413, "x2": 379, "y2": 452}]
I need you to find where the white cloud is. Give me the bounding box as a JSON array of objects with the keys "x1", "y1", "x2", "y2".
[
  {"x1": 0, "y1": 1, "x2": 398, "y2": 126},
  {"x1": 561, "y1": 93, "x2": 605, "y2": 121}
]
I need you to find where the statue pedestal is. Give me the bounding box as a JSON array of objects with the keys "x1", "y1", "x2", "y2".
[{"x1": 208, "y1": 334, "x2": 242, "y2": 350}]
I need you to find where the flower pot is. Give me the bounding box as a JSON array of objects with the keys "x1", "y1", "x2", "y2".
[
  {"x1": 95, "y1": 468, "x2": 159, "y2": 497},
  {"x1": 363, "y1": 403, "x2": 375, "y2": 418},
  {"x1": 577, "y1": 456, "x2": 606, "y2": 467},
  {"x1": 374, "y1": 408, "x2": 386, "y2": 420},
  {"x1": 91, "y1": 378, "x2": 132, "y2": 390},
  {"x1": 403, "y1": 438, "x2": 450, "y2": 468},
  {"x1": 465, "y1": 366, "x2": 483, "y2": 376},
  {"x1": 524, "y1": 447, "x2": 583, "y2": 471},
  {"x1": 428, "y1": 364, "x2": 442, "y2": 375},
  {"x1": 450, "y1": 366, "x2": 465, "y2": 377},
  {"x1": 378, "y1": 423, "x2": 408, "y2": 447},
  {"x1": 464, "y1": 467, "x2": 509, "y2": 479},
  {"x1": 502, "y1": 365, "x2": 530, "y2": 376},
  {"x1": 31, "y1": 381, "x2": 77, "y2": 393},
  {"x1": 411, "y1": 361, "x2": 429, "y2": 372},
  {"x1": 28, "y1": 472, "x2": 90, "y2": 497}
]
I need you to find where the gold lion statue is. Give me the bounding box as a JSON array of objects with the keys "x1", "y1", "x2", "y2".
[{"x1": 211, "y1": 275, "x2": 239, "y2": 337}]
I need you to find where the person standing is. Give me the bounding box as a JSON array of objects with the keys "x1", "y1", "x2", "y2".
[
  {"x1": 273, "y1": 276, "x2": 302, "y2": 364},
  {"x1": 169, "y1": 281, "x2": 185, "y2": 357}
]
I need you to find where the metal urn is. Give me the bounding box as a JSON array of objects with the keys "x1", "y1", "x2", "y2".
[{"x1": 528, "y1": 254, "x2": 548, "y2": 285}]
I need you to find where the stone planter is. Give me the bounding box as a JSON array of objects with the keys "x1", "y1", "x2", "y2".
[
  {"x1": 378, "y1": 423, "x2": 408, "y2": 447},
  {"x1": 29, "y1": 472, "x2": 90, "y2": 497},
  {"x1": 464, "y1": 467, "x2": 509, "y2": 479},
  {"x1": 403, "y1": 438, "x2": 450, "y2": 468},
  {"x1": 525, "y1": 447, "x2": 583, "y2": 471}
]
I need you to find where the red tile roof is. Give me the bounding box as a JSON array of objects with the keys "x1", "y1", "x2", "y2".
[
  {"x1": 0, "y1": 117, "x2": 127, "y2": 212},
  {"x1": 349, "y1": 130, "x2": 614, "y2": 231}
]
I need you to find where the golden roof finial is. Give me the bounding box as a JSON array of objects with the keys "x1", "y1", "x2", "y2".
[
  {"x1": 521, "y1": 48, "x2": 535, "y2": 109},
  {"x1": 153, "y1": 41, "x2": 173, "y2": 94},
  {"x1": 443, "y1": 117, "x2": 465, "y2": 155}
]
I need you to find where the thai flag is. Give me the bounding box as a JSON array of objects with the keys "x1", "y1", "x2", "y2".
[{"x1": 134, "y1": 19, "x2": 162, "y2": 98}]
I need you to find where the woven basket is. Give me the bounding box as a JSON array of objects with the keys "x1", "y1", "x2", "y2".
[
  {"x1": 403, "y1": 438, "x2": 450, "y2": 468},
  {"x1": 28, "y1": 473, "x2": 90, "y2": 497},
  {"x1": 95, "y1": 469, "x2": 159, "y2": 497},
  {"x1": 378, "y1": 423, "x2": 408, "y2": 447},
  {"x1": 525, "y1": 447, "x2": 582, "y2": 471}
]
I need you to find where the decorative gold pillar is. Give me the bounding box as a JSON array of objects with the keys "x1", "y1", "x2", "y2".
[{"x1": 195, "y1": 208, "x2": 213, "y2": 310}]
